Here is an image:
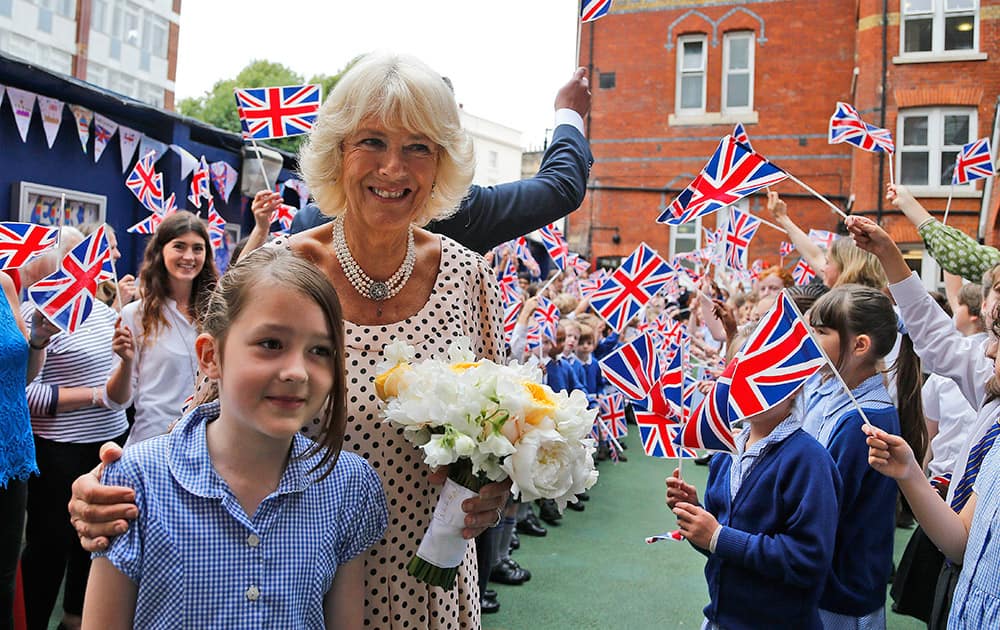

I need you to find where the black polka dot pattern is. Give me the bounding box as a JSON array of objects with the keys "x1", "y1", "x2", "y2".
[{"x1": 308, "y1": 237, "x2": 503, "y2": 628}]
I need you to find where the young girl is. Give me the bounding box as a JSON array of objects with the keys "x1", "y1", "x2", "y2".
[
  {"x1": 106, "y1": 211, "x2": 218, "y2": 446},
  {"x1": 81, "y1": 246, "x2": 388, "y2": 629},
  {"x1": 666, "y1": 391, "x2": 841, "y2": 628},
  {"x1": 805, "y1": 284, "x2": 926, "y2": 627}
]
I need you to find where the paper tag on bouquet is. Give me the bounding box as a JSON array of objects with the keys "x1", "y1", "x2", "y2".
[{"x1": 415, "y1": 478, "x2": 478, "y2": 568}]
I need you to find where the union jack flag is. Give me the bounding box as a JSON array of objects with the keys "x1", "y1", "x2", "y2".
[
  {"x1": 732, "y1": 122, "x2": 753, "y2": 150},
  {"x1": 581, "y1": 0, "x2": 612, "y2": 22},
  {"x1": 829, "y1": 102, "x2": 894, "y2": 153},
  {"x1": 0, "y1": 222, "x2": 60, "y2": 270},
  {"x1": 792, "y1": 258, "x2": 816, "y2": 285},
  {"x1": 729, "y1": 292, "x2": 826, "y2": 419},
  {"x1": 28, "y1": 226, "x2": 115, "y2": 333},
  {"x1": 188, "y1": 156, "x2": 211, "y2": 209},
  {"x1": 590, "y1": 243, "x2": 673, "y2": 332},
  {"x1": 635, "y1": 373, "x2": 688, "y2": 458},
  {"x1": 539, "y1": 224, "x2": 569, "y2": 271},
  {"x1": 525, "y1": 319, "x2": 543, "y2": 351},
  {"x1": 808, "y1": 229, "x2": 836, "y2": 249},
  {"x1": 125, "y1": 150, "x2": 163, "y2": 214},
  {"x1": 512, "y1": 237, "x2": 540, "y2": 275},
  {"x1": 503, "y1": 301, "x2": 522, "y2": 344},
  {"x1": 498, "y1": 257, "x2": 521, "y2": 306},
  {"x1": 533, "y1": 295, "x2": 560, "y2": 341},
  {"x1": 675, "y1": 358, "x2": 738, "y2": 453},
  {"x1": 598, "y1": 392, "x2": 627, "y2": 439},
  {"x1": 723, "y1": 208, "x2": 761, "y2": 270},
  {"x1": 953, "y1": 138, "x2": 995, "y2": 185},
  {"x1": 779, "y1": 241, "x2": 796, "y2": 258},
  {"x1": 270, "y1": 202, "x2": 299, "y2": 232},
  {"x1": 234, "y1": 84, "x2": 322, "y2": 140},
  {"x1": 206, "y1": 198, "x2": 226, "y2": 250},
  {"x1": 127, "y1": 193, "x2": 177, "y2": 235},
  {"x1": 579, "y1": 269, "x2": 608, "y2": 300},
  {"x1": 598, "y1": 330, "x2": 661, "y2": 400},
  {"x1": 657, "y1": 136, "x2": 788, "y2": 225},
  {"x1": 567, "y1": 252, "x2": 590, "y2": 276},
  {"x1": 646, "y1": 529, "x2": 686, "y2": 543},
  {"x1": 660, "y1": 343, "x2": 686, "y2": 415}
]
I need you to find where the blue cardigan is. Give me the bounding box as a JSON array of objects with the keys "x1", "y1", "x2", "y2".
[
  {"x1": 545, "y1": 357, "x2": 584, "y2": 395},
  {"x1": 819, "y1": 405, "x2": 900, "y2": 616},
  {"x1": 702, "y1": 429, "x2": 842, "y2": 630}
]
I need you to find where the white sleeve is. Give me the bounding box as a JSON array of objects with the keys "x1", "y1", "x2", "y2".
[{"x1": 889, "y1": 272, "x2": 991, "y2": 408}]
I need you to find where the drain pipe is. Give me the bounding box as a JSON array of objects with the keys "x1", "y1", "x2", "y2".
[
  {"x1": 977, "y1": 96, "x2": 1000, "y2": 242},
  {"x1": 876, "y1": 0, "x2": 889, "y2": 223}
]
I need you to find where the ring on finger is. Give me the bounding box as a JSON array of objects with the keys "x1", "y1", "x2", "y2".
[{"x1": 490, "y1": 507, "x2": 502, "y2": 528}]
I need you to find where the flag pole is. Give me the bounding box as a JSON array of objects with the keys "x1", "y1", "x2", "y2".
[
  {"x1": 888, "y1": 152, "x2": 895, "y2": 185},
  {"x1": 58, "y1": 193, "x2": 66, "y2": 227},
  {"x1": 784, "y1": 291, "x2": 873, "y2": 426},
  {"x1": 249, "y1": 138, "x2": 272, "y2": 192},
  {"x1": 784, "y1": 173, "x2": 849, "y2": 219},
  {"x1": 943, "y1": 186, "x2": 954, "y2": 225},
  {"x1": 753, "y1": 215, "x2": 788, "y2": 234},
  {"x1": 109, "y1": 242, "x2": 123, "y2": 313},
  {"x1": 574, "y1": 1, "x2": 583, "y2": 72},
  {"x1": 538, "y1": 269, "x2": 563, "y2": 295}
]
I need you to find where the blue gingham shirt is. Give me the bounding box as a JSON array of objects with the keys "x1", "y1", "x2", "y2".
[
  {"x1": 729, "y1": 408, "x2": 803, "y2": 500},
  {"x1": 95, "y1": 401, "x2": 388, "y2": 629}
]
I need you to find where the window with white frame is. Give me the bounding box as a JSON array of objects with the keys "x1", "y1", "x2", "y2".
[
  {"x1": 901, "y1": 0, "x2": 978, "y2": 55},
  {"x1": 722, "y1": 32, "x2": 754, "y2": 112},
  {"x1": 898, "y1": 107, "x2": 977, "y2": 189},
  {"x1": 669, "y1": 216, "x2": 701, "y2": 259},
  {"x1": 676, "y1": 34, "x2": 707, "y2": 114}
]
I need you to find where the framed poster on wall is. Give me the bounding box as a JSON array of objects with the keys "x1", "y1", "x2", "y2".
[{"x1": 13, "y1": 181, "x2": 107, "y2": 227}]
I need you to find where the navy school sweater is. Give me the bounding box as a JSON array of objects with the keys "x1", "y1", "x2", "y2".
[
  {"x1": 819, "y1": 406, "x2": 900, "y2": 616},
  {"x1": 702, "y1": 429, "x2": 842, "y2": 630}
]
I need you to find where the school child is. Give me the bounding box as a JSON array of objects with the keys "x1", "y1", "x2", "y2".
[
  {"x1": 804, "y1": 283, "x2": 926, "y2": 628},
  {"x1": 81, "y1": 247, "x2": 388, "y2": 629},
  {"x1": 865, "y1": 419, "x2": 1000, "y2": 629},
  {"x1": 666, "y1": 393, "x2": 842, "y2": 629}
]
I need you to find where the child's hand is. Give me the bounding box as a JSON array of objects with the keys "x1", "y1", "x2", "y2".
[
  {"x1": 864, "y1": 424, "x2": 921, "y2": 482},
  {"x1": 673, "y1": 502, "x2": 719, "y2": 550},
  {"x1": 845, "y1": 215, "x2": 896, "y2": 258},
  {"x1": 767, "y1": 190, "x2": 789, "y2": 223},
  {"x1": 665, "y1": 468, "x2": 699, "y2": 509}
]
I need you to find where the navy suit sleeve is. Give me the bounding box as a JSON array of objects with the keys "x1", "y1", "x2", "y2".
[{"x1": 429, "y1": 124, "x2": 593, "y2": 254}]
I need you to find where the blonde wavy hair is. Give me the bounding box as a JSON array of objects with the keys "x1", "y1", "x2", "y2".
[
  {"x1": 829, "y1": 236, "x2": 888, "y2": 290},
  {"x1": 298, "y1": 51, "x2": 475, "y2": 227}
]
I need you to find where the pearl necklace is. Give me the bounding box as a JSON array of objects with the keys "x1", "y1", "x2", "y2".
[{"x1": 332, "y1": 216, "x2": 416, "y2": 304}]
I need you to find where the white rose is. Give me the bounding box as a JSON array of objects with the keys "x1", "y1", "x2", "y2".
[
  {"x1": 552, "y1": 389, "x2": 597, "y2": 442},
  {"x1": 501, "y1": 430, "x2": 595, "y2": 510}
]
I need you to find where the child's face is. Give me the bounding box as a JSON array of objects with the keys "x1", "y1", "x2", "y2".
[
  {"x1": 207, "y1": 285, "x2": 335, "y2": 441},
  {"x1": 757, "y1": 275, "x2": 784, "y2": 300},
  {"x1": 563, "y1": 327, "x2": 579, "y2": 353},
  {"x1": 577, "y1": 338, "x2": 594, "y2": 357},
  {"x1": 552, "y1": 330, "x2": 565, "y2": 358}
]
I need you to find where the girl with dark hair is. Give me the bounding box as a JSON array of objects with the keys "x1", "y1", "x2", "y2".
[
  {"x1": 806, "y1": 283, "x2": 926, "y2": 629},
  {"x1": 82, "y1": 247, "x2": 387, "y2": 628},
  {"x1": 105, "y1": 211, "x2": 218, "y2": 447}
]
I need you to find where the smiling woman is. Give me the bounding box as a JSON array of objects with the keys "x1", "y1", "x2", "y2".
[{"x1": 104, "y1": 211, "x2": 218, "y2": 447}]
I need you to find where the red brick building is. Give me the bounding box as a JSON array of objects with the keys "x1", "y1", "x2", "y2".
[{"x1": 573, "y1": 0, "x2": 1000, "y2": 287}]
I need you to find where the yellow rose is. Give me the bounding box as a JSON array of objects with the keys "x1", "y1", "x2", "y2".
[
  {"x1": 450, "y1": 361, "x2": 479, "y2": 373},
  {"x1": 523, "y1": 382, "x2": 557, "y2": 426},
  {"x1": 374, "y1": 363, "x2": 411, "y2": 400}
]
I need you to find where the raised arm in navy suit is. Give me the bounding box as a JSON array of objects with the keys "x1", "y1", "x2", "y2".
[{"x1": 287, "y1": 69, "x2": 593, "y2": 255}]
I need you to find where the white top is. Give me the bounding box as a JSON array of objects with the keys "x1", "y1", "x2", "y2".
[
  {"x1": 120, "y1": 298, "x2": 199, "y2": 447},
  {"x1": 889, "y1": 272, "x2": 998, "y2": 505},
  {"x1": 922, "y1": 372, "x2": 978, "y2": 478}
]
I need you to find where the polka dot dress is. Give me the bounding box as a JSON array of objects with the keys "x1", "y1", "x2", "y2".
[{"x1": 313, "y1": 236, "x2": 502, "y2": 629}]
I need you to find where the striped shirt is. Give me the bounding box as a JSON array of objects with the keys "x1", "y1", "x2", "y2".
[
  {"x1": 96, "y1": 401, "x2": 388, "y2": 628},
  {"x1": 21, "y1": 300, "x2": 128, "y2": 443}
]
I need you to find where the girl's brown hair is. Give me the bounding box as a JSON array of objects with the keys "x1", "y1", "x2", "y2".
[
  {"x1": 810, "y1": 284, "x2": 927, "y2": 463},
  {"x1": 201, "y1": 246, "x2": 348, "y2": 479},
  {"x1": 138, "y1": 211, "x2": 218, "y2": 343}
]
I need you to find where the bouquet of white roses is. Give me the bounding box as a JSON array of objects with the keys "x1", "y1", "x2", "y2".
[{"x1": 375, "y1": 337, "x2": 598, "y2": 589}]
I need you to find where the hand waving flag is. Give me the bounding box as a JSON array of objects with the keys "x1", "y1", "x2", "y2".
[
  {"x1": 0, "y1": 222, "x2": 60, "y2": 270},
  {"x1": 29, "y1": 226, "x2": 115, "y2": 333}
]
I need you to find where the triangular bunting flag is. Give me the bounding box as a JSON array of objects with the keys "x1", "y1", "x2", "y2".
[
  {"x1": 118, "y1": 126, "x2": 141, "y2": 173},
  {"x1": 169, "y1": 144, "x2": 198, "y2": 178},
  {"x1": 209, "y1": 161, "x2": 238, "y2": 201},
  {"x1": 7, "y1": 87, "x2": 37, "y2": 143},
  {"x1": 138, "y1": 135, "x2": 168, "y2": 163},
  {"x1": 37, "y1": 96, "x2": 64, "y2": 148},
  {"x1": 68, "y1": 105, "x2": 92, "y2": 153},
  {"x1": 93, "y1": 114, "x2": 118, "y2": 163}
]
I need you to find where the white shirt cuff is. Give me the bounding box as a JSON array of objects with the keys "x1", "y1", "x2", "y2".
[
  {"x1": 554, "y1": 108, "x2": 585, "y2": 135},
  {"x1": 708, "y1": 525, "x2": 723, "y2": 553}
]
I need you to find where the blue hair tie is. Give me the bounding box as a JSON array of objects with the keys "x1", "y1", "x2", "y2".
[{"x1": 897, "y1": 318, "x2": 908, "y2": 336}]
